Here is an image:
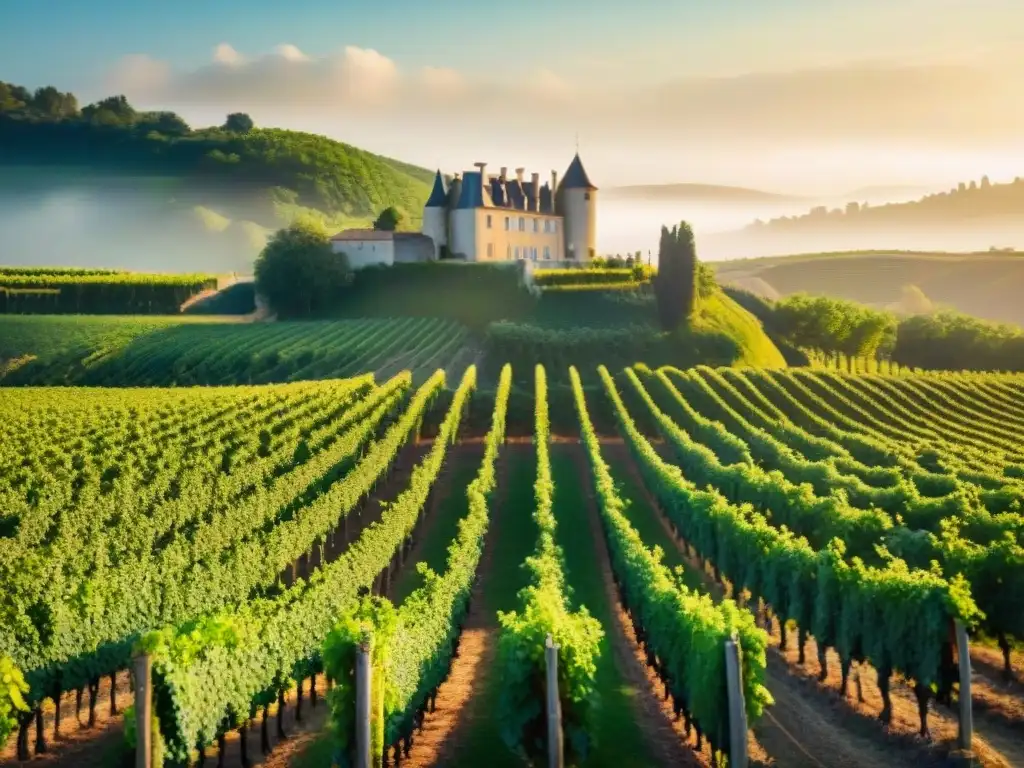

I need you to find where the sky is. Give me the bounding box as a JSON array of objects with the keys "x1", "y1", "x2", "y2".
[{"x1": 3, "y1": 0, "x2": 1024, "y2": 193}]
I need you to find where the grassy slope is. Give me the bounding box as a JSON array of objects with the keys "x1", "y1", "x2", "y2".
[
  {"x1": 714, "y1": 250, "x2": 1024, "y2": 326},
  {"x1": 693, "y1": 291, "x2": 787, "y2": 368}
]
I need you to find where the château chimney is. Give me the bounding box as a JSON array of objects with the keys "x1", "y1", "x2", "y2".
[
  {"x1": 531, "y1": 173, "x2": 540, "y2": 211},
  {"x1": 515, "y1": 167, "x2": 525, "y2": 183},
  {"x1": 500, "y1": 166, "x2": 508, "y2": 180}
]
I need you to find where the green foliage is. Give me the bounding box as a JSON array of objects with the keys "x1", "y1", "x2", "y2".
[
  {"x1": 0, "y1": 375, "x2": 421, "y2": 704},
  {"x1": 768, "y1": 294, "x2": 897, "y2": 366},
  {"x1": 141, "y1": 369, "x2": 460, "y2": 761},
  {"x1": 0, "y1": 657, "x2": 29, "y2": 746},
  {"x1": 332, "y1": 262, "x2": 535, "y2": 329},
  {"x1": 372, "y1": 206, "x2": 403, "y2": 232},
  {"x1": 653, "y1": 221, "x2": 698, "y2": 330},
  {"x1": 572, "y1": 368, "x2": 771, "y2": 760},
  {"x1": 323, "y1": 596, "x2": 398, "y2": 764},
  {"x1": 222, "y1": 113, "x2": 254, "y2": 133},
  {"x1": 255, "y1": 219, "x2": 353, "y2": 317},
  {"x1": 0, "y1": 271, "x2": 218, "y2": 314},
  {"x1": 496, "y1": 365, "x2": 603, "y2": 761},
  {"x1": 894, "y1": 311, "x2": 1024, "y2": 372},
  {"x1": 382, "y1": 364, "x2": 511, "y2": 749},
  {"x1": 0, "y1": 315, "x2": 470, "y2": 386},
  {"x1": 606, "y1": 366, "x2": 984, "y2": 691},
  {"x1": 532, "y1": 267, "x2": 651, "y2": 288}
]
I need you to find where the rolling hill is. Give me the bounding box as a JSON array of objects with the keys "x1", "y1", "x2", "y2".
[
  {"x1": 0, "y1": 79, "x2": 434, "y2": 272},
  {"x1": 714, "y1": 250, "x2": 1024, "y2": 326}
]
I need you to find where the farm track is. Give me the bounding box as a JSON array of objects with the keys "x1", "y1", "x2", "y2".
[
  {"x1": 396, "y1": 447, "x2": 515, "y2": 768},
  {"x1": 562, "y1": 443, "x2": 716, "y2": 767},
  {"x1": 602, "y1": 441, "x2": 960, "y2": 768}
]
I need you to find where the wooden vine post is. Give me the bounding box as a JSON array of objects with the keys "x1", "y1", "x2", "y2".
[
  {"x1": 954, "y1": 620, "x2": 973, "y2": 751},
  {"x1": 545, "y1": 634, "x2": 564, "y2": 768},
  {"x1": 355, "y1": 641, "x2": 372, "y2": 768},
  {"x1": 724, "y1": 632, "x2": 748, "y2": 768},
  {"x1": 133, "y1": 653, "x2": 152, "y2": 768}
]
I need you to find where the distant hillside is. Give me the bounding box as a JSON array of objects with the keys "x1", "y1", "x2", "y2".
[
  {"x1": 604, "y1": 182, "x2": 802, "y2": 204},
  {"x1": 714, "y1": 250, "x2": 1024, "y2": 326},
  {"x1": 0, "y1": 79, "x2": 433, "y2": 271},
  {"x1": 0, "y1": 80, "x2": 433, "y2": 221},
  {"x1": 744, "y1": 176, "x2": 1024, "y2": 234}
]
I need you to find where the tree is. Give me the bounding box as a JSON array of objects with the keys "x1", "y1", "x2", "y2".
[
  {"x1": 82, "y1": 95, "x2": 135, "y2": 125},
  {"x1": 30, "y1": 86, "x2": 78, "y2": 118},
  {"x1": 373, "y1": 206, "x2": 402, "y2": 232},
  {"x1": 0, "y1": 81, "x2": 27, "y2": 111},
  {"x1": 137, "y1": 111, "x2": 191, "y2": 136},
  {"x1": 653, "y1": 221, "x2": 698, "y2": 331},
  {"x1": 254, "y1": 219, "x2": 352, "y2": 317},
  {"x1": 223, "y1": 113, "x2": 254, "y2": 133}
]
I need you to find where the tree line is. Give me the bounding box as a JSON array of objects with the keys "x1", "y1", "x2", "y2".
[
  {"x1": 726, "y1": 286, "x2": 1024, "y2": 372},
  {"x1": 0, "y1": 80, "x2": 431, "y2": 221}
]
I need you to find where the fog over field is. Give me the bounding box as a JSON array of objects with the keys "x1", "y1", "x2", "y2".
[{"x1": 0, "y1": 182, "x2": 265, "y2": 273}]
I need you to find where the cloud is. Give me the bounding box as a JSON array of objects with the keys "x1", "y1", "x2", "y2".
[
  {"x1": 106, "y1": 44, "x2": 1024, "y2": 149},
  {"x1": 212, "y1": 43, "x2": 243, "y2": 66}
]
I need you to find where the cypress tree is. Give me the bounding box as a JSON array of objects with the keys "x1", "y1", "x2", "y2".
[{"x1": 653, "y1": 221, "x2": 698, "y2": 331}]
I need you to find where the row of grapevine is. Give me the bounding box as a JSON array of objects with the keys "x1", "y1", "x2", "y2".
[
  {"x1": 0, "y1": 273, "x2": 219, "y2": 315},
  {"x1": 2, "y1": 376, "x2": 414, "y2": 701},
  {"x1": 600, "y1": 365, "x2": 979, "y2": 734},
  {"x1": 495, "y1": 365, "x2": 603, "y2": 760},
  {"x1": 322, "y1": 364, "x2": 513, "y2": 762},
  {"x1": 655, "y1": 366, "x2": 1024, "y2": 666},
  {"x1": 788, "y1": 370, "x2": 1024, "y2": 467},
  {"x1": 655, "y1": 368, "x2": 1024, "y2": 531},
  {"x1": 570, "y1": 366, "x2": 771, "y2": 763},
  {"x1": 731, "y1": 368, "x2": 1021, "y2": 490},
  {"x1": 1, "y1": 316, "x2": 470, "y2": 387},
  {"x1": 143, "y1": 366, "x2": 475, "y2": 762}
]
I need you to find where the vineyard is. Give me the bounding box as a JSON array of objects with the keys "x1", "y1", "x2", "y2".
[
  {"x1": 2, "y1": 365, "x2": 1023, "y2": 768},
  {"x1": 0, "y1": 316, "x2": 478, "y2": 387},
  {"x1": 0, "y1": 271, "x2": 220, "y2": 315}
]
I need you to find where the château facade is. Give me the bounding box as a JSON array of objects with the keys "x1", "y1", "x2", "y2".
[{"x1": 422, "y1": 153, "x2": 598, "y2": 264}]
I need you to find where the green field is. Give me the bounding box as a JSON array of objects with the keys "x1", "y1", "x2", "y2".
[{"x1": 2, "y1": 356, "x2": 1023, "y2": 767}]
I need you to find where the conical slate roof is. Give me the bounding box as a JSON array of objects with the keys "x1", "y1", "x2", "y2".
[
  {"x1": 425, "y1": 170, "x2": 448, "y2": 207},
  {"x1": 560, "y1": 153, "x2": 596, "y2": 191}
]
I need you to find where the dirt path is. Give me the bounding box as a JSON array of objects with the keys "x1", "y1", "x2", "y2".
[
  {"x1": 563, "y1": 444, "x2": 707, "y2": 767},
  {"x1": 603, "y1": 442, "x2": 957, "y2": 768},
  {"x1": 397, "y1": 449, "x2": 515, "y2": 768},
  {"x1": 0, "y1": 673, "x2": 133, "y2": 767}
]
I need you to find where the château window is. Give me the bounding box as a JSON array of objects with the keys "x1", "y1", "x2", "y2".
[
  {"x1": 584, "y1": 192, "x2": 591, "y2": 201},
  {"x1": 533, "y1": 219, "x2": 539, "y2": 232},
  {"x1": 552, "y1": 221, "x2": 558, "y2": 233},
  {"x1": 543, "y1": 246, "x2": 550, "y2": 260},
  {"x1": 589, "y1": 248, "x2": 596, "y2": 259},
  {"x1": 504, "y1": 217, "x2": 510, "y2": 230},
  {"x1": 487, "y1": 243, "x2": 493, "y2": 258},
  {"x1": 514, "y1": 246, "x2": 520, "y2": 259},
  {"x1": 486, "y1": 214, "x2": 492, "y2": 229},
  {"x1": 519, "y1": 217, "x2": 525, "y2": 231}
]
